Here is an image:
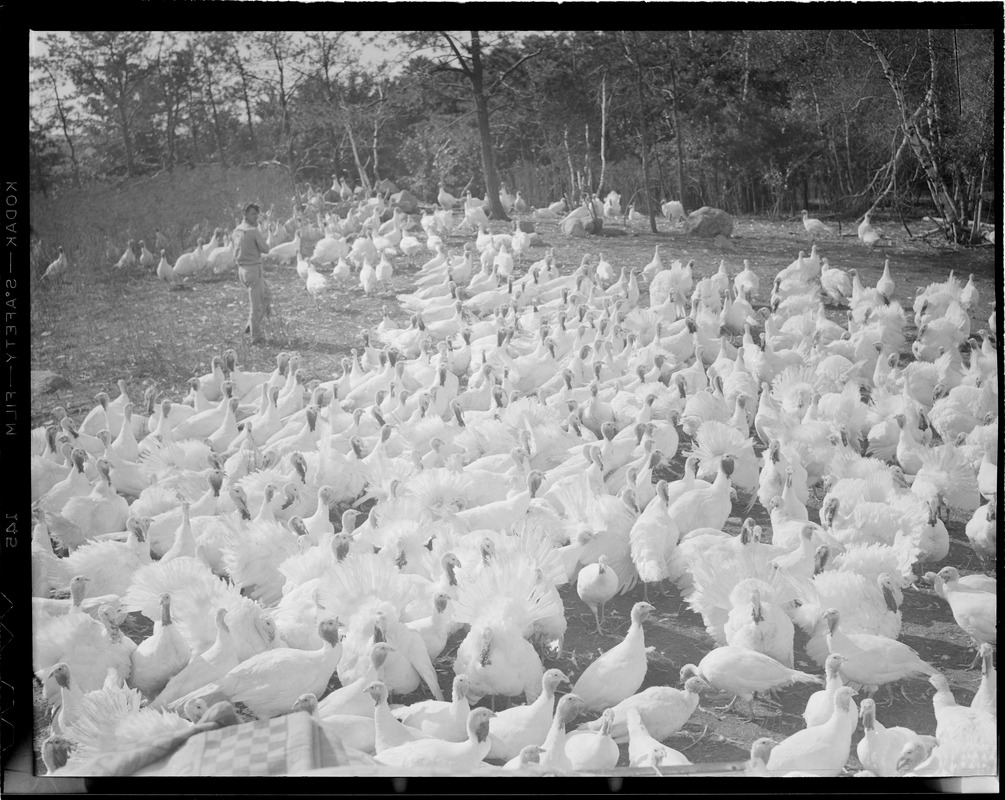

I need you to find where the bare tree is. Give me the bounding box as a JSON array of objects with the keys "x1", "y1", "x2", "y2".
[
  {"x1": 227, "y1": 33, "x2": 259, "y2": 158},
  {"x1": 398, "y1": 31, "x2": 545, "y2": 220},
  {"x1": 59, "y1": 31, "x2": 157, "y2": 177},
  {"x1": 621, "y1": 31, "x2": 658, "y2": 233},
  {"x1": 854, "y1": 30, "x2": 968, "y2": 242},
  {"x1": 31, "y1": 55, "x2": 82, "y2": 187}
]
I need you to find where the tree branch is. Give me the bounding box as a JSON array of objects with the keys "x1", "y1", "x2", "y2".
[
  {"x1": 439, "y1": 31, "x2": 473, "y2": 78},
  {"x1": 847, "y1": 94, "x2": 880, "y2": 114},
  {"x1": 432, "y1": 108, "x2": 479, "y2": 135},
  {"x1": 430, "y1": 62, "x2": 469, "y2": 77},
  {"x1": 488, "y1": 47, "x2": 545, "y2": 91},
  {"x1": 850, "y1": 30, "x2": 874, "y2": 50}
]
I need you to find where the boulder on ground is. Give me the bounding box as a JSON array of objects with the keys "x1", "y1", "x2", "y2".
[
  {"x1": 561, "y1": 216, "x2": 587, "y2": 237},
  {"x1": 32, "y1": 370, "x2": 71, "y2": 395},
  {"x1": 714, "y1": 233, "x2": 735, "y2": 251},
  {"x1": 685, "y1": 206, "x2": 734, "y2": 238},
  {"x1": 389, "y1": 190, "x2": 419, "y2": 214},
  {"x1": 561, "y1": 204, "x2": 607, "y2": 236}
]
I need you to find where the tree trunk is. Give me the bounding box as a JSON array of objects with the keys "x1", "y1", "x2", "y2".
[
  {"x1": 843, "y1": 114, "x2": 855, "y2": 190},
  {"x1": 829, "y1": 134, "x2": 847, "y2": 196},
  {"x1": 272, "y1": 44, "x2": 291, "y2": 140},
  {"x1": 669, "y1": 59, "x2": 686, "y2": 205},
  {"x1": 955, "y1": 163, "x2": 969, "y2": 226},
  {"x1": 864, "y1": 135, "x2": 909, "y2": 218},
  {"x1": 926, "y1": 30, "x2": 943, "y2": 152},
  {"x1": 345, "y1": 122, "x2": 371, "y2": 195},
  {"x1": 166, "y1": 104, "x2": 176, "y2": 171},
  {"x1": 190, "y1": 112, "x2": 200, "y2": 164},
  {"x1": 741, "y1": 33, "x2": 751, "y2": 103},
  {"x1": 468, "y1": 32, "x2": 508, "y2": 220},
  {"x1": 231, "y1": 44, "x2": 257, "y2": 156},
  {"x1": 563, "y1": 127, "x2": 577, "y2": 203},
  {"x1": 857, "y1": 31, "x2": 966, "y2": 242},
  {"x1": 597, "y1": 70, "x2": 608, "y2": 194},
  {"x1": 168, "y1": 83, "x2": 186, "y2": 172},
  {"x1": 269, "y1": 44, "x2": 297, "y2": 176},
  {"x1": 110, "y1": 61, "x2": 136, "y2": 178},
  {"x1": 43, "y1": 66, "x2": 82, "y2": 188},
  {"x1": 654, "y1": 146, "x2": 667, "y2": 203},
  {"x1": 204, "y1": 71, "x2": 227, "y2": 166},
  {"x1": 627, "y1": 32, "x2": 657, "y2": 233},
  {"x1": 241, "y1": 78, "x2": 257, "y2": 156},
  {"x1": 28, "y1": 115, "x2": 49, "y2": 197},
  {"x1": 953, "y1": 29, "x2": 964, "y2": 118},
  {"x1": 118, "y1": 104, "x2": 134, "y2": 177},
  {"x1": 968, "y1": 155, "x2": 987, "y2": 244}
]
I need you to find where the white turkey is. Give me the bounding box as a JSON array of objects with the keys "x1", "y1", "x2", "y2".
[{"x1": 451, "y1": 559, "x2": 562, "y2": 704}]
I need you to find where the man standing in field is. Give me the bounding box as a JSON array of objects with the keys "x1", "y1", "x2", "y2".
[{"x1": 235, "y1": 203, "x2": 272, "y2": 345}]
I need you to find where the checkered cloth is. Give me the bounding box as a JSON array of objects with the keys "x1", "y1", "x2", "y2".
[
  {"x1": 53, "y1": 706, "x2": 348, "y2": 777},
  {"x1": 167, "y1": 711, "x2": 321, "y2": 776}
]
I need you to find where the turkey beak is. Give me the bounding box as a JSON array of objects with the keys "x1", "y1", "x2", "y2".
[
  {"x1": 882, "y1": 584, "x2": 899, "y2": 613},
  {"x1": 813, "y1": 546, "x2": 830, "y2": 575},
  {"x1": 769, "y1": 442, "x2": 780, "y2": 463},
  {"x1": 822, "y1": 498, "x2": 837, "y2": 528},
  {"x1": 292, "y1": 453, "x2": 307, "y2": 483}
]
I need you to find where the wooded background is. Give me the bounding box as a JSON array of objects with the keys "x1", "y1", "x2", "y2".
[{"x1": 29, "y1": 30, "x2": 997, "y2": 241}]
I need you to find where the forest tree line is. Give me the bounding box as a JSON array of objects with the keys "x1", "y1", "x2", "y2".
[{"x1": 29, "y1": 30, "x2": 996, "y2": 242}]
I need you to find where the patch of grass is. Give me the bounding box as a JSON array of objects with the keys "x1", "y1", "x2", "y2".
[{"x1": 31, "y1": 164, "x2": 297, "y2": 273}]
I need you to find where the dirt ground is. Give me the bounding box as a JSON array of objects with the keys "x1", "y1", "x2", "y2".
[{"x1": 30, "y1": 209, "x2": 998, "y2": 774}]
